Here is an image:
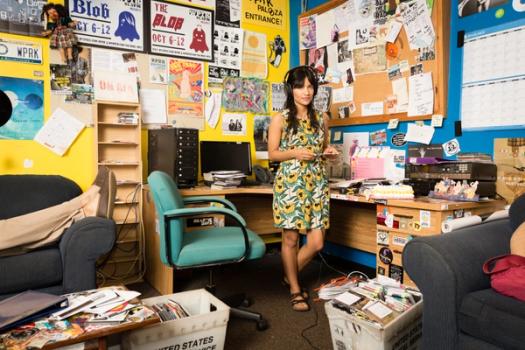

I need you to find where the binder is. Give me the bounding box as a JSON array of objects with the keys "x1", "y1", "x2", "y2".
[{"x1": 0, "y1": 290, "x2": 68, "y2": 332}]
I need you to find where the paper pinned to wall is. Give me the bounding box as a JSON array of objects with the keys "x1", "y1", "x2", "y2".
[
  {"x1": 408, "y1": 72, "x2": 433, "y2": 116},
  {"x1": 315, "y1": 9, "x2": 336, "y2": 49},
  {"x1": 140, "y1": 89, "x2": 167, "y2": 124},
  {"x1": 34, "y1": 108, "x2": 85, "y2": 156},
  {"x1": 343, "y1": 132, "x2": 369, "y2": 165},
  {"x1": 332, "y1": 86, "x2": 354, "y2": 103},
  {"x1": 205, "y1": 91, "x2": 222, "y2": 129},
  {"x1": 405, "y1": 123, "x2": 434, "y2": 144},
  {"x1": 400, "y1": 0, "x2": 435, "y2": 50},
  {"x1": 392, "y1": 77, "x2": 409, "y2": 113}
]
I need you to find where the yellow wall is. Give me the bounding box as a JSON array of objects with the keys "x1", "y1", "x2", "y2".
[{"x1": 0, "y1": 0, "x2": 290, "y2": 190}]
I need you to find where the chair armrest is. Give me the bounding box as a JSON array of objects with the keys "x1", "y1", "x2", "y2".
[
  {"x1": 183, "y1": 196, "x2": 237, "y2": 212},
  {"x1": 59, "y1": 217, "x2": 116, "y2": 294},
  {"x1": 163, "y1": 207, "x2": 249, "y2": 265},
  {"x1": 403, "y1": 218, "x2": 513, "y2": 350}
]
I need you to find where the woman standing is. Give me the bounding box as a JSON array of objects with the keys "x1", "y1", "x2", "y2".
[{"x1": 268, "y1": 66, "x2": 338, "y2": 312}]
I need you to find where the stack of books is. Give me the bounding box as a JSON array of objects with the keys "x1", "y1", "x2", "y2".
[
  {"x1": 117, "y1": 112, "x2": 139, "y2": 125},
  {"x1": 203, "y1": 170, "x2": 246, "y2": 189}
]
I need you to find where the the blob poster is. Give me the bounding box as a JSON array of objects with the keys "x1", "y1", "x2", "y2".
[
  {"x1": 150, "y1": 0, "x2": 214, "y2": 62},
  {"x1": 67, "y1": 0, "x2": 145, "y2": 51}
]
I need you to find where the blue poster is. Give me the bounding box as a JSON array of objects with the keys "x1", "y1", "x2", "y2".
[{"x1": 0, "y1": 77, "x2": 44, "y2": 140}]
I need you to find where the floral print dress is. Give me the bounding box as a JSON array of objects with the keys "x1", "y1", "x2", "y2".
[{"x1": 273, "y1": 110, "x2": 330, "y2": 230}]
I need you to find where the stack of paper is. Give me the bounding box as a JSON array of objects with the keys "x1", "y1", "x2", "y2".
[{"x1": 204, "y1": 170, "x2": 246, "y2": 189}]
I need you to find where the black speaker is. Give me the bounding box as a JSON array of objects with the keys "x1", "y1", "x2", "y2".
[{"x1": 148, "y1": 128, "x2": 198, "y2": 188}]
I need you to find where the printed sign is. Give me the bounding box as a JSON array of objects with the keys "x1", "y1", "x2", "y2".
[
  {"x1": 0, "y1": 38, "x2": 42, "y2": 64},
  {"x1": 93, "y1": 71, "x2": 138, "y2": 103},
  {"x1": 241, "y1": 0, "x2": 284, "y2": 29},
  {"x1": 150, "y1": 1, "x2": 214, "y2": 62},
  {"x1": 68, "y1": 0, "x2": 145, "y2": 51}
]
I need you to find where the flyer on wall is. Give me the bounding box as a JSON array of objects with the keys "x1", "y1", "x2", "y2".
[
  {"x1": 150, "y1": 0, "x2": 214, "y2": 62},
  {"x1": 168, "y1": 59, "x2": 204, "y2": 118},
  {"x1": 67, "y1": 0, "x2": 145, "y2": 51}
]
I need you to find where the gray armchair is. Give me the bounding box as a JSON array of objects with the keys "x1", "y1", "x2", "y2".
[
  {"x1": 403, "y1": 194, "x2": 525, "y2": 350},
  {"x1": 0, "y1": 175, "x2": 116, "y2": 300}
]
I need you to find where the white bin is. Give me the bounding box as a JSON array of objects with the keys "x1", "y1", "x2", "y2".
[
  {"x1": 122, "y1": 289, "x2": 230, "y2": 350},
  {"x1": 325, "y1": 300, "x2": 422, "y2": 350}
]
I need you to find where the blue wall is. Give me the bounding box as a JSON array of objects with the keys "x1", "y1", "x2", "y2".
[
  {"x1": 289, "y1": 0, "x2": 525, "y2": 268},
  {"x1": 290, "y1": 0, "x2": 525, "y2": 155}
]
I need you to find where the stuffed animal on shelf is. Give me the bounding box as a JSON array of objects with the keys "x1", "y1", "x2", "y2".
[{"x1": 41, "y1": 3, "x2": 77, "y2": 64}]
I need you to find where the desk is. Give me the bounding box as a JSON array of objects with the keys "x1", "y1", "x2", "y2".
[{"x1": 143, "y1": 185, "x2": 505, "y2": 294}]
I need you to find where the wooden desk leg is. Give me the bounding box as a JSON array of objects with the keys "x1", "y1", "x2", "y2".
[{"x1": 98, "y1": 337, "x2": 107, "y2": 350}]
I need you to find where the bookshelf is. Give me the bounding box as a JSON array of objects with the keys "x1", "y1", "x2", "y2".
[{"x1": 94, "y1": 101, "x2": 144, "y2": 285}]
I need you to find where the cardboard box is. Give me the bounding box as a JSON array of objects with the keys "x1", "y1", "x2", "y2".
[
  {"x1": 122, "y1": 289, "x2": 230, "y2": 350},
  {"x1": 325, "y1": 299, "x2": 422, "y2": 350}
]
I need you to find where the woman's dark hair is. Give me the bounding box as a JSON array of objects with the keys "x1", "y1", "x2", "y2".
[
  {"x1": 284, "y1": 65, "x2": 319, "y2": 134},
  {"x1": 41, "y1": 3, "x2": 68, "y2": 21}
]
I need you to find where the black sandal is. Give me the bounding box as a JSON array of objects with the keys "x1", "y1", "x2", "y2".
[
  {"x1": 282, "y1": 277, "x2": 309, "y2": 299},
  {"x1": 290, "y1": 292, "x2": 310, "y2": 312}
]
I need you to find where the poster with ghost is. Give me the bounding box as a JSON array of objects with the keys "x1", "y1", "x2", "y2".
[
  {"x1": 168, "y1": 59, "x2": 204, "y2": 119},
  {"x1": 150, "y1": 1, "x2": 214, "y2": 62},
  {"x1": 67, "y1": 0, "x2": 144, "y2": 51}
]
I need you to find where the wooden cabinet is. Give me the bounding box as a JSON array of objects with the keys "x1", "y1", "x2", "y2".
[
  {"x1": 375, "y1": 198, "x2": 506, "y2": 287},
  {"x1": 94, "y1": 101, "x2": 144, "y2": 285}
]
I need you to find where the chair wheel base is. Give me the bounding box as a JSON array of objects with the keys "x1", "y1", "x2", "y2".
[{"x1": 256, "y1": 319, "x2": 269, "y2": 331}]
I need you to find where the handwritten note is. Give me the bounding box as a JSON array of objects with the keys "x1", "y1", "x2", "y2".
[
  {"x1": 408, "y1": 72, "x2": 433, "y2": 116},
  {"x1": 34, "y1": 108, "x2": 85, "y2": 156}
]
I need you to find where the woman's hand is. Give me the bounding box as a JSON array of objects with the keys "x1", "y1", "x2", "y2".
[
  {"x1": 294, "y1": 148, "x2": 315, "y2": 161},
  {"x1": 322, "y1": 146, "x2": 340, "y2": 160}
]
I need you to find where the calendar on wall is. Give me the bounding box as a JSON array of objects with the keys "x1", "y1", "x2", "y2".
[{"x1": 461, "y1": 17, "x2": 525, "y2": 130}]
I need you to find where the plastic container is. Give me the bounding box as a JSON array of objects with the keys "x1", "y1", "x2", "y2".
[
  {"x1": 122, "y1": 289, "x2": 230, "y2": 350},
  {"x1": 325, "y1": 299, "x2": 422, "y2": 350}
]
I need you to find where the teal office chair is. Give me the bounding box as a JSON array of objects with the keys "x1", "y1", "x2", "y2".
[{"x1": 147, "y1": 171, "x2": 268, "y2": 330}]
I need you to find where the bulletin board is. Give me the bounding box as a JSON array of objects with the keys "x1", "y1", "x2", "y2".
[{"x1": 298, "y1": 0, "x2": 450, "y2": 127}]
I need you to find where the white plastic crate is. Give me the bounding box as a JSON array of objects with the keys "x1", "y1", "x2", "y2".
[
  {"x1": 122, "y1": 289, "x2": 230, "y2": 350},
  {"x1": 325, "y1": 299, "x2": 422, "y2": 350}
]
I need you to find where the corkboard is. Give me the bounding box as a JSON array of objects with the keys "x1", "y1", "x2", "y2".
[{"x1": 298, "y1": 0, "x2": 449, "y2": 127}]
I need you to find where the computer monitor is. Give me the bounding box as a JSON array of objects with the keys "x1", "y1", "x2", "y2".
[{"x1": 200, "y1": 141, "x2": 252, "y2": 175}]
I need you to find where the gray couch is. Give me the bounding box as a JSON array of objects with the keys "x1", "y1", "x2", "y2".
[
  {"x1": 0, "y1": 175, "x2": 116, "y2": 300},
  {"x1": 403, "y1": 194, "x2": 525, "y2": 350}
]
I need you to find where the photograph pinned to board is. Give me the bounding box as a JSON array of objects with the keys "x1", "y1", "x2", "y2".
[
  {"x1": 0, "y1": 1, "x2": 45, "y2": 36},
  {"x1": 271, "y1": 83, "x2": 286, "y2": 112},
  {"x1": 313, "y1": 85, "x2": 332, "y2": 113},
  {"x1": 0, "y1": 77, "x2": 43, "y2": 140},
  {"x1": 241, "y1": 30, "x2": 267, "y2": 79},
  {"x1": 254, "y1": 115, "x2": 271, "y2": 159},
  {"x1": 168, "y1": 59, "x2": 204, "y2": 118},
  {"x1": 458, "y1": 0, "x2": 507, "y2": 17},
  {"x1": 65, "y1": 84, "x2": 93, "y2": 104},
  {"x1": 370, "y1": 129, "x2": 388, "y2": 146},
  {"x1": 50, "y1": 64, "x2": 72, "y2": 95},
  {"x1": 222, "y1": 113, "x2": 246, "y2": 136},
  {"x1": 34, "y1": 108, "x2": 85, "y2": 156},
  {"x1": 149, "y1": 56, "x2": 168, "y2": 84},
  {"x1": 215, "y1": 0, "x2": 241, "y2": 28},
  {"x1": 385, "y1": 95, "x2": 398, "y2": 114},
  {"x1": 123, "y1": 53, "x2": 139, "y2": 77},
  {"x1": 306, "y1": 47, "x2": 328, "y2": 83},
  {"x1": 343, "y1": 67, "x2": 355, "y2": 86},
  {"x1": 338, "y1": 106, "x2": 350, "y2": 119},
  {"x1": 353, "y1": 44, "x2": 387, "y2": 74},
  {"x1": 299, "y1": 14, "x2": 317, "y2": 50}
]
